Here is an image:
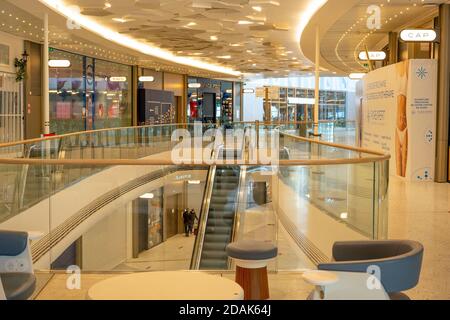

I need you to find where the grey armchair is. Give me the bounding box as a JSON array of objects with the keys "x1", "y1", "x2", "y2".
[
  {"x1": 0, "y1": 230, "x2": 38, "y2": 300},
  {"x1": 318, "y1": 240, "x2": 424, "y2": 300}
]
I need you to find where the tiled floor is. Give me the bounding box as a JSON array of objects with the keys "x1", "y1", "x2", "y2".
[
  {"x1": 33, "y1": 272, "x2": 314, "y2": 300},
  {"x1": 387, "y1": 176, "x2": 450, "y2": 300}
]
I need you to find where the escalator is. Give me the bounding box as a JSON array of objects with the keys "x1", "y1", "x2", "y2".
[
  {"x1": 191, "y1": 126, "x2": 250, "y2": 270},
  {"x1": 198, "y1": 166, "x2": 241, "y2": 269}
]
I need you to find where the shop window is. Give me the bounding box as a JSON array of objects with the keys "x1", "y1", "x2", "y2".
[{"x1": 49, "y1": 49, "x2": 132, "y2": 134}]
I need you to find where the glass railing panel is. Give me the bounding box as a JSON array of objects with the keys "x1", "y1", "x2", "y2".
[
  {"x1": 0, "y1": 122, "x2": 389, "y2": 275},
  {"x1": 46, "y1": 164, "x2": 210, "y2": 273},
  {"x1": 273, "y1": 162, "x2": 380, "y2": 264},
  {"x1": 232, "y1": 165, "x2": 279, "y2": 271}
]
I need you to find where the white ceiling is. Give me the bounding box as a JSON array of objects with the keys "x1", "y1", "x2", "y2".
[
  {"x1": 317, "y1": 0, "x2": 446, "y2": 74},
  {"x1": 62, "y1": 0, "x2": 317, "y2": 76},
  {"x1": 2, "y1": 0, "x2": 324, "y2": 78}
]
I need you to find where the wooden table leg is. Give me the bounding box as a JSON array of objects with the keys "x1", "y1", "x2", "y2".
[{"x1": 235, "y1": 266, "x2": 269, "y2": 300}]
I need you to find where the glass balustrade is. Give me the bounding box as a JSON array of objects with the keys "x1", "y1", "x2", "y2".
[{"x1": 0, "y1": 122, "x2": 389, "y2": 274}]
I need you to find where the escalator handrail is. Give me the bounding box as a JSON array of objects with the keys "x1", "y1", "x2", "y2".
[{"x1": 190, "y1": 140, "x2": 224, "y2": 269}]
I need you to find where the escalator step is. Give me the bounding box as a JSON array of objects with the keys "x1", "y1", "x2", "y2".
[
  {"x1": 208, "y1": 211, "x2": 235, "y2": 219},
  {"x1": 203, "y1": 234, "x2": 230, "y2": 243},
  {"x1": 201, "y1": 250, "x2": 229, "y2": 260},
  {"x1": 199, "y1": 259, "x2": 228, "y2": 270},
  {"x1": 207, "y1": 218, "x2": 234, "y2": 226},
  {"x1": 206, "y1": 226, "x2": 231, "y2": 234},
  {"x1": 203, "y1": 242, "x2": 228, "y2": 251}
]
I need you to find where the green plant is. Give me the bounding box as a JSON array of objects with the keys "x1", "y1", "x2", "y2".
[{"x1": 14, "y1": 58, "x2": 27, "y2": 82}]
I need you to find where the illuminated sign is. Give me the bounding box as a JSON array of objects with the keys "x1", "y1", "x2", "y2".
[
  {"x1": 109, "y1": 77, "x2": 127, "y2": 82},
  {"x1": 188, "y1": 83, "x2": 201, "y2": 88},
  {"x1": 358, "y1": 51, "x2": 386, "y2": 61},
  {"x1": 48, "y1": 60, "x2": 71, "y2": 68},
  {"x1": 349, "y1": 73, "x2": 366, "y2": 80},
  {"x1": 138, "y1": 76, "x2": 155, "y2": 82},
  {"x1": 400, "y1": 29, "x2": 437, "y2": 42}
]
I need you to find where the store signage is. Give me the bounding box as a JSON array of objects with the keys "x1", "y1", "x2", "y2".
[
  {"x1": 139, "y1": 76, "x2": 155, "y2": 82},
  {"x1": 48, "y1": 60, "x2": 71, "y2": 68},
  {"x1": 176, "y1": 174, "x2": 192, "y2": 180},
  {"x1": 109, "y1": 76, "x2": 127, "y2": 82},
  {"x1": 400, "y1": 29, "x2": 437, "y2": 42},
  {"x1": 358, "y1": 51, "x2": 386, "y2": 61},
  {"x1": 287, "y1": 97, "x2": 315, "y2": 105},
  {"x1": 188, "y1": 83, "x2": 201, "y2": 89}
]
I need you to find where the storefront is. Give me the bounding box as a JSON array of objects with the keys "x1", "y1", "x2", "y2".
[
  {"x1": 266, "y1": 87, "x2": 347, "y2": 123},
  {"x1": 187, "y1": 77, "x2": 240, "y2": 124},
  {"x1": 137, "y1": 69, "x2": 184, "y2": 125},
  {"x1": 49, "y1": 49, "x2": 132, "y2": 134}
]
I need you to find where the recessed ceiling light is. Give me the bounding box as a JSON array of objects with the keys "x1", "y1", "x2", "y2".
[
  {"x1": 140, "y1": 193, "x2": 154, "y2": 199},
  {"x1": 38, "y1": 0, "x2": 240, "y2": 77},
  {"x1": 186, "y1": 22, "x2": 197, "y2": 27},
  {"x1": 210, "y1": 35, "x2": 218, "y2": 41},
  {"x1": 238, "y1": 20, "x2": 253, "y2": 25},
  {"x1": 112, "y1": 18, "x2": 127, "y2": 23},
  {"x1": 104, "y1": 2, "x2": 111, "y2": 9},
  {"x1": 217, "y1": 55, "x2": 231, "y2": 59},
  {"x1": 252, "y1": 6, "x2": 262, "y2": 12},
  {"x1": 349, "y1": 73, "x2": 366, "y2": 80}
]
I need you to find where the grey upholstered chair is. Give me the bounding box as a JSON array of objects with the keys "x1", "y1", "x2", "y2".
[
  {"x1": 0, "y1": 230, "x2": 38, "y2": 300},
  {"x1": 317, "y1": 240, "x2": 424, "y2": 300}
]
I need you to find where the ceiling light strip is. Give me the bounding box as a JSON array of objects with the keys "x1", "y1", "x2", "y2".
[{"x1": 38, "y1": 0, "x2": 241, "y2": 77}]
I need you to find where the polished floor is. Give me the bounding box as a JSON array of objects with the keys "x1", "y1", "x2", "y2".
[{"x1": 32, "y1": 175, "x2": 450, "y2": 300}]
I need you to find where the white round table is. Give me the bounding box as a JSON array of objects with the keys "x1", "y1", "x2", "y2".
[{"x1": 87, "y1": 271, "x2": 244, "y2": 300}]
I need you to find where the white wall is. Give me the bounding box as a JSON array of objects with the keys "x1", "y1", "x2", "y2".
[
  {"x1": 186, "y1": 182, "x2": 206, "y2": 214},
  {"x1": 81, "y1": 205, "x2": 131, "y2": 271},
  {"x1": 0, "y1": 31, "x2": 24, "y2": 74}
]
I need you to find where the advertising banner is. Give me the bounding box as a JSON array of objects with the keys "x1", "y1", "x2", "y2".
[{"x1": 361, "y1": 59, "x2": 437, "y2": 181}]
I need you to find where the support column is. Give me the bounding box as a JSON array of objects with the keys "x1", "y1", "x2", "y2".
[
  {"x1": 388, "y1": 32, "x2": 398, "y2": 65},
  {"x1": 436, "y1": 4, "x2": 450, "y2": 182},
  {"x1": 313, "y1": 26, "x2": 321, "y2": 136},
  {"x1": 42, "y1": 13, "x2": 50, "y2": 135},
  {"x1": 264, "y1": 87, "x2": 270, "y2": 123}
]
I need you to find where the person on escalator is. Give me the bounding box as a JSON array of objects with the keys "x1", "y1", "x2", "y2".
[{"x1": 183, "y1": 209, "x2": 190, "y2": 237}]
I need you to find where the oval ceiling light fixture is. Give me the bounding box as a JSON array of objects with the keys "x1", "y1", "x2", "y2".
[
  {"x1": 358, "y1": 51, "x2": 387, "y2": 61},
  {"x1": 188, "y1": 83, "x2": 201, "y2": 89},
  {"x1": 110, "y1": 76, "x2": 127, "y2": 82},
  {"x1": 38, "y1": 0, "x2": 241, "y2": 77},
  {"x1": 400, "y1": 29, "x2": 437, "y2": 42},
  {"x1": 48, "y1": 59, "x2": 71, "y2": 68},
  {"x1": 243, "y1": 88, "x2": 255, "y2": 94},
  {"x1": 349, "y1": 73, "x2": 366, "y2": 80},
  {"x1": 138, "y1": 76, "x2": 155, "y2": 82},
  {"x1": 139, "y1": 193, "x2": 154, "y2": 199}
]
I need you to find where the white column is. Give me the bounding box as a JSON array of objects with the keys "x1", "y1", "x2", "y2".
[
  {"x1": 313, "y1": 26, "x2": 320, "y2": 136},
  {"x1": 42, "y1": 13, "x2": 50, "y2": 135}
]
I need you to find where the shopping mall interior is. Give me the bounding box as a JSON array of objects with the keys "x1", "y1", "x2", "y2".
[{"x1": 0, "y1": 0, "x2": 449, "y2": 302}]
